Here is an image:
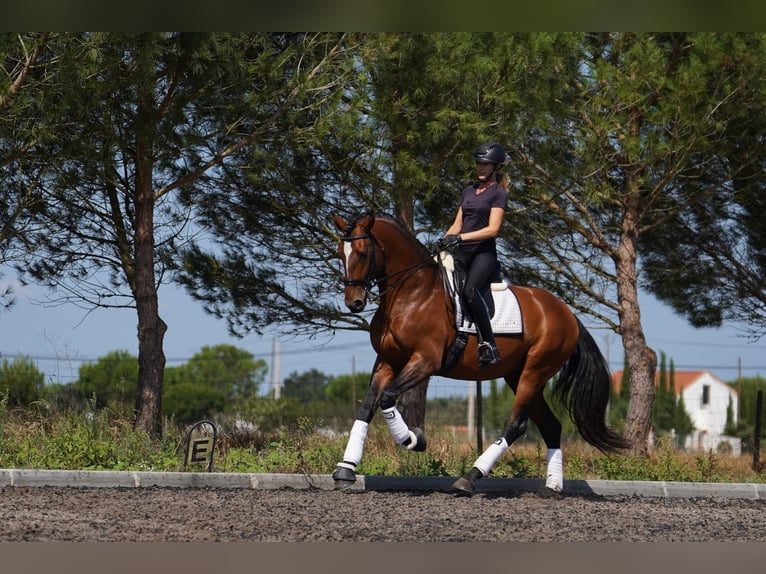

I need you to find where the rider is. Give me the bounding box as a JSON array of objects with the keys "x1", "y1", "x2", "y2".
[{"x1": 437, "y1": 141, "x2": 509, "y2": 367}]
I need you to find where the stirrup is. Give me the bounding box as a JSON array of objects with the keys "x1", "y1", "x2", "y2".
[{"x1": 477, "y1": 341, "x2": 500, "y2": 367}]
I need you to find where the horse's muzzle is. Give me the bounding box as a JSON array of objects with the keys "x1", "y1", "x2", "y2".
[
  {"x1": 346, "y1": 297, "x2": 366, "y2": 313},
  {"x1": 344, "y1": 286, "x2": 367, "y2": 312}
]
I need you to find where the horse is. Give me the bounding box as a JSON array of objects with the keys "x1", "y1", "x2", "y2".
[{"x1": 331, "y1": 211, "x2": 630, "y2": 496}]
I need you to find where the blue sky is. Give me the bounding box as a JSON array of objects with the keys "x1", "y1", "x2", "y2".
[{"x1": 3, "y1": 278, "x2": 766, "y2": 396}]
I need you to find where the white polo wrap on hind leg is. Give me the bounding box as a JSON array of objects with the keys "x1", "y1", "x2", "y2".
[
  {"x1": 545, "y1": 448, "x2": 563, "y2": 492},
  {"x1": 381, "y1": 406, "x2": 419, "y2": 449},
  {"x1": 473, "y1": 437, "x2": 509, "y2": 476},
  {"x1": 340, "y1": 419, "x2": 369, "y2": 467}
]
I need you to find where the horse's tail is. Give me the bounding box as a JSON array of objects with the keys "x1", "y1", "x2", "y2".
[{"x1": 552, "y1": 317, "x2": 632, "y2": 453}]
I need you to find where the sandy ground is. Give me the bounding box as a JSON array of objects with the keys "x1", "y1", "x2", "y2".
[{"x1": 3, "y1": 486, "x2": 766, "y2": 542}]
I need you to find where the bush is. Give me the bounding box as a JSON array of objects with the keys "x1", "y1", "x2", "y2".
[{"x1": 0, "y1": 400, "x2": 763, "y2": 484}]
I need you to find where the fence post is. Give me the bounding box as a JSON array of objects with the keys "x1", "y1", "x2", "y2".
[
  {"x1": 753, "y1": 390, "x2": 762, "y2": 472},
  {"x1": 476, "y1": 379, "x2": 483, "y2": 452}
]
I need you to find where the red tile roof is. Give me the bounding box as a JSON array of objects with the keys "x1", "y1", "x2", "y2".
[{"x1": 611, "y1": 370, "x2": 723, "y2": 396}]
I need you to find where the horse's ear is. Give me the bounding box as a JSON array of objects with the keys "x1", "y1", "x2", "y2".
[
  {"x1": 332, "y1": 214, "x2": 348, "y2": 232},
  {"x1": 359, "y1": 212, "x2": 374, "y2": 231}
]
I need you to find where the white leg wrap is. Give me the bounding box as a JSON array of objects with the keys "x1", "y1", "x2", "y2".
[
  {"x1": 341, "y1": 420, "x2": 369, "y2": 466},
  {"x1": 473, "y1": 437, "x2": 509, "y2": 476},
  {"x1": 545, "y1": 448, "x2": 564, "y2": 492},
  {"x1": 381, "y1": 406, "x2": 411, "y2": 445}
]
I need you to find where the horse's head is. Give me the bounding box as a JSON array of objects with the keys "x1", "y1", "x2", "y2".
[{"x1": 332, "y1": 213, "x2": 380, "y2": 313}]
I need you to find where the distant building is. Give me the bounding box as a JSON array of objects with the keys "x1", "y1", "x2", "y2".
[{"x1": 611, "y1": 370, "x2": 741, "y2": 455}]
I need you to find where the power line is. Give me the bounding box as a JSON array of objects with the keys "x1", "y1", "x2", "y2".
[
  {"x1": 2, "y1": 340, "x2": 373, "y2": 365},
  {"x1": 649, "y1": 338, "x2": 766, "y2": 351}
]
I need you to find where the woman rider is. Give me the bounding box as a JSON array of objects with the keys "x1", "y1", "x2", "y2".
[{"x1": 437, "y1": 141, "x2": 509, "y2": 367}]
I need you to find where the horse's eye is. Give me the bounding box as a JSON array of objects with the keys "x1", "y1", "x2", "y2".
[{"x1": 357, "y1": 249, "x2": 368, "y2": 260}]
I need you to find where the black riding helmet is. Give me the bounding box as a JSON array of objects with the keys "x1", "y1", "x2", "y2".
[{"x1": 473, "y1": 142, "x2": 507, "y2": 165}]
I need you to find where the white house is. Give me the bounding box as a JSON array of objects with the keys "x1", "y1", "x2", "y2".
[{"x1": 611, "y1": 370, "x2": 741, "y2": 455}]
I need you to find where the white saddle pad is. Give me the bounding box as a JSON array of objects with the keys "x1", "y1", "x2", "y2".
[{"x1": 437, "y1": 252, "x2": 523, "y2": 335}]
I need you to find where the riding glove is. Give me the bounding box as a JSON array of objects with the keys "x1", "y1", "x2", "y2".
[{"x1": 437, "y1": 234, "x2": 461, "y2": 252}]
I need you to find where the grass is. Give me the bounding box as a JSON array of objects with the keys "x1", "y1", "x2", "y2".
[{"x1": 1, "y1": 403, "x2": 764, "y2": 484}]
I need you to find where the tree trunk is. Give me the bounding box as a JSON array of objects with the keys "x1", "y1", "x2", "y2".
[
  {"x1": 616, "y1": 190, "x2": 658, "y2": 455},
  {"x1": 132, "y1": 175, "x2": 167, "y2": 435},
  {"x1": 399, "y1": 381, "x2": 428, "y2": 429},
  {"x1": 132, "y1": 73, "x2": 166, "y2": 436}
]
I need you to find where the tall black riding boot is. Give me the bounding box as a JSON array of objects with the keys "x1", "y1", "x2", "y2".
[{"x1": 467, "y1": 294, "x2": 500, "y2": 367}]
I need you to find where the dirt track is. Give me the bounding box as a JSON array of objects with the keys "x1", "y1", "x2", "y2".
[{"x1": 3, "y1": 486, "x2": 766, "y2": 542}]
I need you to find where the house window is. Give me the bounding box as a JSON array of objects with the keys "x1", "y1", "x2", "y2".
[{"x1": 702, "y1": 384, "x2": 710, "y2": 406}]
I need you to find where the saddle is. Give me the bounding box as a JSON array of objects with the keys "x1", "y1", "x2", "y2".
[
  {"x1": 435, "y1": 252, "x2": 523, "y2": 373},
  {"x1": 436, "y1": 252, "x2": 523, "y2": 335}
]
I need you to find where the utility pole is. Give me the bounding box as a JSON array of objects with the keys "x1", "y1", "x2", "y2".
[
  {"x1": 351, "y1": 355, "x2": 357, "y2": 417},
  {"x1": 270, "y1": 337, "x2": 281, "y2": 399},
  {"x1": 467, "y1": 379, "x2": 475, "y2": 443},
  {"x1": 738, "y1": 356, "x2": 742, "y2": 420},
  {"x1": 476, "y1": 379, "x2": 483, "y2": 452}
]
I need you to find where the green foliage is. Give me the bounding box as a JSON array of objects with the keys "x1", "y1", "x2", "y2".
[
  {"x1": 164, "y1": 381, "x2": 226, "y2": 425},
  {"x1": 324, "y1": 371, "x2": 370, "y2": 405},
  {"x1": 724, "y1": 395, "x2": 737, "y2": 436},
  {"x1": 231, "y1": 395, "x2": 307, "y2": 433},
  {"x1": 427, "y1": 396, "x2": 470, "y2": 427},
  {"x1": 0, "y1": 395, "x2": 763, "y2": 484},
  {"x1": 724, "y1": 376, "x2": 766, "y2": 447},
  {"x1": 180, "y1": 345, "x2": 267, "y2": 402},
  {"x1": 0, "y1": 355, "x2": 45, "y2": 406},
  {"x1": 638, "y1": 33, "x2": 766, "y2": 334},
  {"x1": 486, "y1": 379, "x2": 513, "y2": 434},
  {"x1": 652, "y1": 352, "x2": 694, "y2": 442},
  {"x1": 7, "y1": 32, "x2": 766, "y2": 455},
  {"x1": 282, "y1": 368, "x2": 329, "y2": 403},
  {"x1": 0, "y1": 397, "x2": 182, "y2": 471},
  {"x1": 162, "y1": 345, "x2": 268, "y2": 425},
  {"x1": 619, "y1": 356, "x2": 632, "y2": 402},
  {"x1": 74, "y1": 351, "x2": 138, "y2": 410},
  {"x1": 493, "y1": 448, "x2": 543, "y2": 479},
  {"x1": 591, "y1": 440, "x2": 727, "y2": 483}
]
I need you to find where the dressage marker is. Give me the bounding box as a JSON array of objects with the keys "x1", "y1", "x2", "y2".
[{"x1": 184, "y1": 420, "x2": 218, "y2": 472}]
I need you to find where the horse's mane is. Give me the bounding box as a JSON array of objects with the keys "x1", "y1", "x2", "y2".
[{"x1": 353, "y1": 211, "x2": 428, "y2": 251}]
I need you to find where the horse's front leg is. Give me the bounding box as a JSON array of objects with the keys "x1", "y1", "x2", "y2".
[
  {"x1": 332, "y1": 355, "x2": 432, "y2": 490},
  {"x1": 332, "y1": 367, "x2": 381, "y2": 489},
  {"x1": 379, "y1": 385, "x2": 428, "y2": 453},
  {"x1": 375, "y1": 353, "x2": 435, "y2": 454}
]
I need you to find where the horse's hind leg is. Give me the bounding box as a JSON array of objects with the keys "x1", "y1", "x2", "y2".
[
  {"x1": 452, "y1": 401, "x2": 529, "y2": 495},
  {"x1": 527, "y1": 394, "x2": 564, "y2": 495},
  {"x1": 452, "y1": 387, "x2": 565, "y2": 496},
  {"x1": 453, "y1": 367, "x2": 555, "y2": 495}
]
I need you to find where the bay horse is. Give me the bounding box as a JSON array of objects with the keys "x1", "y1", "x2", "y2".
[{"x1": 331, "y1": 212, "x2": 629, "y2": 495}]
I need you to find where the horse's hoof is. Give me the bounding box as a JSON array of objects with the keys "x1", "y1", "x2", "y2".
[
  {"x1": 409, "y1": 427, "x2": 427, "y2": 452},
  {"x1": 332, "y1": 465, "x2": 357, "y2": 490},
  {"x1": 334, "y1": 479, "x2": 356, "y2": 491},
  {"x1": 536, "y1": 486, "x2": 562, "y2": 499},
  {"x1": 452, "y1": 466, "x2": 483, "y2": 495},
  {"x1": 451, "y1": 476, "x2": 475, "y2": 496}
]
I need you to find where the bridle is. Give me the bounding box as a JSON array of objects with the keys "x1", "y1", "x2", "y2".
[
  {"x1": 340, "y1": 229, "x2": 381, "y2": 292},
  {"x1": 340, "y1": 225, "x2": 437, "y2": 301}
]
